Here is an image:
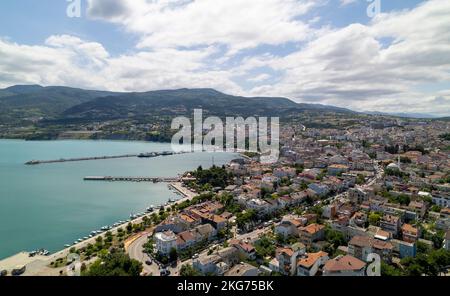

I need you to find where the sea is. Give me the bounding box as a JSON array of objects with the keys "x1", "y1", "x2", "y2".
[{"x1": 0, "y1": 139, "x2": 237, "y2": 260}]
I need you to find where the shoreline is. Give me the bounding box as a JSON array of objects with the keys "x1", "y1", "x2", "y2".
[{"x1": 0, "y1": 182, "x2": 198, "y2": 275}]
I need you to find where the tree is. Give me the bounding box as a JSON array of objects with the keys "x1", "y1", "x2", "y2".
[
  {"x1": 83, "y1": 250, "x2": 142, "y2": 276},
  {"x1": 381, "y1": 262, "x2": 404, "y2": 276},
  {"x1": 369, "y1": 212, "x2": 382, "y2": 226},
  {"x1": 180, "y1": 264, "x2": 201, "y2": 276},
  {"x1": 169, "y1": 248, "x2": 178, "y2": 263}
]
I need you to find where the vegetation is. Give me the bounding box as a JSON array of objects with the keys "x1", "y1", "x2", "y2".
[
  {"x1": 180, "y1": 264, "x2": 201, "y2": 276},
  {"x1": 191, "y1": 165, "x2": 233, "y2": 190},
  {"x1": 254, "y1": 235, "x2": 276, "y2": 258},
  {"x1": 236, "y1": 209, "x2": 258, "y2": 229},
  {"x1": 82, "y1": 250, "x2": 142, "y2": 276}
]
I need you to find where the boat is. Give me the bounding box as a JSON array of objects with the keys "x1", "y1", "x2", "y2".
[{"x1": 64, "y1": 244, "x2": 71, "y2": 248}]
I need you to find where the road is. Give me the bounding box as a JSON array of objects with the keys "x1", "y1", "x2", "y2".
[{"x1": 127, "y1": 232, "x2": 160, "y2": 276}]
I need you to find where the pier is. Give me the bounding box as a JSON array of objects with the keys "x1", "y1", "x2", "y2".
[
  {"x1": 25, "y1": 151, "x2": 189, "y2": 165},
  {"x1": 83, "y1": 176, "x2": 181, "y2": 183}
]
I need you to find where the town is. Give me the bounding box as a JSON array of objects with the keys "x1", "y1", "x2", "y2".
[{"x1": 15, "y1": 116, "x2": 444, "y2": 277}]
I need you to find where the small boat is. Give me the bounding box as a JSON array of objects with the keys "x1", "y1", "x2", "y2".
[
  {"x1": 64, "y1": 244, "x2": 71, "y2": 248},
  {"x1": 83, "y1": 237, "x2": 89, "y2": 240}
]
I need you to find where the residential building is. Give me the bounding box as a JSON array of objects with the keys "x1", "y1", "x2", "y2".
[
  {"x1": 155, "y1": 231, "x2": 178, "y2": 255},
  {"x1": 297, "y1": 251, "x2": 329, "y2": 276},
  {"x1": 299, "y1": 224, "x2": 325, "y2": 245},
  {"x1": 401, "y1": 224, "x2": 420, "y2": 243},
  {"x1": 225, "y1": 262, "x2": 259, "y2": 276},
  {"x1": 348, "y1": 236, "x2": 394, "y2": 263},
  {"x1": 323, "y1": 255, "x2": 366, "y2": 276},
  {"x1": 380, "y1": 215, "x2": 401, "y2": 237},
  {"x1": 193, "y1": 254, "x2": 221, "y2": 275}
]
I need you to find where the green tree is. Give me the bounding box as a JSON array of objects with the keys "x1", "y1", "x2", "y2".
[
  {"x1": 369, "y1": 212, "x2": 382, "y2": 226},
  {"x1": 83, "y1": 250, "x2": 142, "y2": 276},
  {"x1": 180, "y1": 264, "x2": 201, "y2": 276}
]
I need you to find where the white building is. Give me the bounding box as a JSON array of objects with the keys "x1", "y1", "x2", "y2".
[{"x1": 155, "y1": 231, "x2": 177, "y2": 255}]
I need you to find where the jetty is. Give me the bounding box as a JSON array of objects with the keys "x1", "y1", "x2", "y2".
[
  {"x1": 83, "y1": 176, "x2": 181, "y2": 183},
  {"x1": 25, "y1": 151, "x2": 189, "y2": 165}
]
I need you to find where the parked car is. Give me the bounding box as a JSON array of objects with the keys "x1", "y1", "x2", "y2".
[
  {"x1": 0, "y1": 270, "x2": 7, "y2": 277},
  {"x1": 160, "y1": 269, "x2": 170, "y2": 276},
  {"x1": 11, "y1": 265, "x2": 26, "y2": 276},
  {"x1": 145, "y1": 260, "x2": 152, "y2": 266}
]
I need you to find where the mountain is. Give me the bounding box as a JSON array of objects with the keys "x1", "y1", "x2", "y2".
[
  {"x1": 62, "y1": 88, "x2": 353, "y2": 121},
  {"x1": 0, "y1": 85, "x2": 354, "y2": 124},
  {"x1": 0, "y1": 86, "x2": 120, "y2": 123}
]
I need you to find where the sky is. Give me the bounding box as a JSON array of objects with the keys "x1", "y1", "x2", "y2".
[{"x1": 0, "y1": 0, "x2": 449, "y2": 116}]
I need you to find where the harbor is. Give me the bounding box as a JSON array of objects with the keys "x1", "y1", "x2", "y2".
[{"x1": 0, "y1": 182, "x2": 198, "y2": 276}]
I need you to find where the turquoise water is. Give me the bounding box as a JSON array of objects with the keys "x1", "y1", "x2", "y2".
[{"x1": 0, "y1": 140, "x2": 237, "y2": 260}]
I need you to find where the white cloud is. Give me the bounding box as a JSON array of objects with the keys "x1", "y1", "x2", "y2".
[
  {"x1": 0, "y1": 0, "x2": 449, "y2": 116},
  {"x1": 340, "y1": 0, "x2": 358, "y2": 6}
]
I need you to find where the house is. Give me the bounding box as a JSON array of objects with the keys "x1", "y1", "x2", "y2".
[
  {"x1": 193, "y1": 254, "x2": 222, "y2": 275},
  {"x1": 391, "y1": 239, "x2": 417, "y2": 258},
  {"x1": 155, "y1": 231, "x2": 178, "y2": 255},
  {"x1": 229, "y1": 239, "x2": 256, "y2": 260},
  {"x1": 408, "y1": 201, "x2": 427, "y2": 218},
  {"x1": 380, "y1": 215, "x2": 401, "y2": 237},
  {"x1": 225, "y1": 262, "x2": 259, "y2": 276},
  {"x1": 297, "y1": 251, "x2": 329, "y2": 276},
  {"x1": 348, "y1": 188, "x2": 368, "y2": 204},
  {"x1": 217, "y1": 247, "x2": 240, "y2": 266},
  {"x1": 401, "y1": 224, "x2": 420, "y2": 243},
  {"x1": 322, "y1": 205, "x2": 337, "y2": 219},
  {"x1": 194, "y1": 224, "x2": 217, "y2": 241},
  {"x1": 177, "y1": 230, "x2": 197, "y2": 250},
  {"x1": 274, "y1": 216, "x2": 303, "y2": 238},
  {"x1": 432, "y1": 192, "x2": 450, "y2": 208},
  {"x1": 323, "y1": 255, "x2": 366, "y2": 276},
  {"x1": 275, "y1": 243, "x2": 306, "y2": 276},
  {"x1": 308, "y1": 183, "x2": 330, "y2": 197},
  {"x1": 327, "y1": 164, "x2": 349, "y2": 176},
  {"x1": 274, "y1": 167, "x2": 297, "y2": 178},
  {"x1": 348, "y1": 236, "x2": 394, "y2": 263},
  {"x1": 299, "y1": 224, "x2": 325, "y2": 245}
]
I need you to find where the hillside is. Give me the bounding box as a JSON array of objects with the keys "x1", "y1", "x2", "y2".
[
  {"x1": 61, "y1": 88, "x2": 353, "y2": 121},
  {"x1": 0, "y1": 85, "x2": 353, "y2": 125},
  {"x1": 0, "y1": 86, "x2": 120, "y2": 124}
]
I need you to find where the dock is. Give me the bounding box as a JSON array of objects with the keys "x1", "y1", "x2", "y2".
[
  {"x1": 83, "y1": 176, "x2": 181, "y2": 183},
  {"x1": 25, "y1": 151, "x2": 189, "y2": 165}
]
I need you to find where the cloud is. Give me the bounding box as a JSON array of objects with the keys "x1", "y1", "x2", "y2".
[
  {"x1": 340, "y1": 0, "x2": 358, "y2": 6},
  {"x1": 1, "y1": 0, "x2": 449, "y2": 116},
  {"x1": 87, "y1": 0, "x2": 320, "y2": 54}
]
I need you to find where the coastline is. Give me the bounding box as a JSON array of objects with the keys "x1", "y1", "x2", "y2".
[{"x1": 0, "y1": 182, "x2": 198, "y2": 276}]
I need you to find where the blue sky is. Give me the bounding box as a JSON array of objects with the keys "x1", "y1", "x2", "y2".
[{"x1": 0, "y1": 0, "x2": 449, "y2": 115}]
